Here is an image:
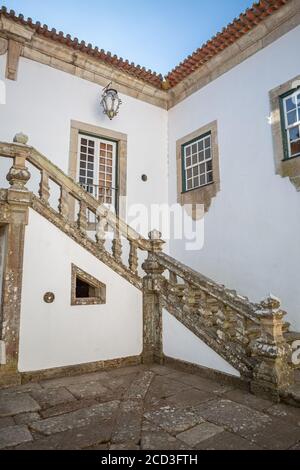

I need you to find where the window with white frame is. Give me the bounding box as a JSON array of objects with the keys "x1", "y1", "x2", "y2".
[
  {"x1": 281, "y1": 89, "x2": 300, "y2": 160},
  {"x1": 78, "y1": 134, "x2": 117, "y2": 207},
  {"x1": 182, "y1": 132, "x2": 213, "y2": 192}
]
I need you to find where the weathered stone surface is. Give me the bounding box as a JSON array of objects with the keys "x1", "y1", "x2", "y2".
[
  {"x1": 145, "y1": 375, "x2": 190, "y2": 405},
  {"x1": 112, "y1": 399, "x2": 143, "y2": 444},
  {"x1": 223, "y1": 388, "x2": 273, "y2": 412},
  {"x1": 195, "y1": 399, "x2": 300, "y2": 449},
  {"x1": 14, "y1": 412, "x2": 41, "y2": 425},
  {"x1": 177, "y1": 422, "x2": 223, "y2": 446},
  {"x1": 141, "y1": 430, "x2": 189, "y2": 450},
  {"x1": 41, "y1": 371, "x2": 110, "y2": 389},
  {"x1": 125, "y1": 371, "x2": 154, "y2": 400},
  {"x1": 194, "y1": 399, "x2": 271, "y2": 434},
  {"x1": 16, "y1": 420, "x2": 114, "y2": 450},
  {"x1": 40, "y1": 398, "x2": 98, "y2": 419},
  {"x1": 1, "y1": 364, "x2": 300, "y2": 450},
  {"x1": 0, "y1": 424, "x2": 33, "y2": 449},
  {"x1": 163, "y1": 388, "x2": 213, "y2": 409},
  {"x1": 0, "y1": 393, "x2": 40, "y2": 417},
  {"x1": 195, "y1": 431, "x2": 263, "y2": 450},
  {"x1": 30, "y1": 387, "x2": 76, "y2": 408},
  {"x1": 0, "y1": 416, "x2": 14, "y2": 428},
  {"x1": 267, "y1": 402, "x2": 300, "y2": 426},
  {"x1": 149, "y1": 365, "x2": 175, "y2": 376},
  {"x1": 144, "y1": 405, "x2": 204, "y2": 434},
  {"x1": 167, "y1": 371, "x2": 232, "y2": 394},
  {"x1": 0, "y1": 382, "x2": 43, "y2": 397},
  {"x1": 110, "y1": 442, "x2": 140, "y2": 450},
  {"x1": 30, "y1": 401, "x2": 119, "y2": 436},
  {"x1": 66, "y1": 382, "x2": 110, "y2": 400}
]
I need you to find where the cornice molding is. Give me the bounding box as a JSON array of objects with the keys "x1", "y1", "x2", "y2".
[{"x1": 0, "y1": 0, "x2": 299, "y2": 110}]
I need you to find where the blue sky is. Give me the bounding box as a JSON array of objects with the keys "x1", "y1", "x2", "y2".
[{"x1": 2, "y1": 0, "x2": 255, "y2": 75}]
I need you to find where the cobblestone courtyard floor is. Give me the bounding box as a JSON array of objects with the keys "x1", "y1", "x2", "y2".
[{"x1": 1, "y1": 364, "x2": 300, "y2": 450}]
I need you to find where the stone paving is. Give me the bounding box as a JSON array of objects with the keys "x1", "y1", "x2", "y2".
[{"x1": 1, "y1": 364, "x2": 300, "y2": 450}]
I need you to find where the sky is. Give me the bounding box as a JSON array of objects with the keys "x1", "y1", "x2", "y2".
[{"x1": 2, "y1": 0, "x2": 255, "y2": 75}]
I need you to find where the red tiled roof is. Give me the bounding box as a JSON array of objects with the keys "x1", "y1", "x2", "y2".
[
  {"x1": 0, "y1": 1, "x2": 290, "y2": 90},
  {"x1": 165, "y1": 0, "x2": 289, "y2": 88},
  {"x1": 0, "y1": 5, "x2": 164, "y2": 88}
]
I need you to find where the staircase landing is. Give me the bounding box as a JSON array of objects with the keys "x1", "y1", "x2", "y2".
[{"x1": 1, "y1": 364, "x2": 300, "y2": 450}]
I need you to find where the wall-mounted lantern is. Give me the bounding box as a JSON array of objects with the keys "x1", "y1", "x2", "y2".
[{"x1": 100, "y1": 82, "x2": 122, "y2": 120}]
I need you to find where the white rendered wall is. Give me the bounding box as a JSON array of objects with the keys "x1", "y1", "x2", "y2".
[
  {"x1": 163, "y1": 310, "x2": 239, "y2": 377},
  {"x1": 18, "y1": 208, "x2": 143, "y2": 372},
  {"x1": 168, "y1": 26, "x2": 300, "y2": 333},
  {"x1": 0, "y1": 54, "x2": 168, "y2": 231}
]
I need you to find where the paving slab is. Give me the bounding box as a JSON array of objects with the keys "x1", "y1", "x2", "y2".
[
  {"x1": 141, "y1": 430, "x2": 190, "y2": 450},
  {"x1": 267, "y1": 402, "x2": 300, "y2": 426},
  {"x1": 125, "y1": 371, "x2": 154, "y2": 400},
  {"x1": 40, "y1": 398, "x2": 98, "y2": 419},
  {"x1": 16, "y1": 420, "x2": 113, "y2": 450},
  {"x1": 144, "y1": 405, "x2": 205, "y2": 435},
  {"x1": 0, "y1": 425, "x2": 33, "y2": 449},
  {"x1": 30, "y1": 387, "x2": 76, "y2": 408},
  {"x1": 177, "y1": 422, "x2": 224, "y2": 446},
  {"x1": 66, "y1": 382, "x2": 110, "y2": 400},
  {"x1": 195, "y1": 430, "x2": 263, "y2": 450},
  {"x1": 112, "y1": 399, "x2": 143, "y2": 444},
  {"x1": 0, "y1": 393, "x2": 40, "y2": 417},
  {"x1": 30, "y1": 400, "x2": 119, "y2": 435},
  {"x1": 0, "y1": 416, "x2": 14, "y2": 428},
  {"x1": 40, "y1": 371, "x2": 110, "y2": 389},
  {"x1": 14, "y1": 412, "x2": 41, "y2": 425},
  {"x1": 145, "y1": 375, "x2": 191, "y2": 405},
  {"x1": 167, "y1": 371, "x2": 232, "y2": 394},
  {"x1": 223, "y1": 388, "x2": 273, "y2": 412}
]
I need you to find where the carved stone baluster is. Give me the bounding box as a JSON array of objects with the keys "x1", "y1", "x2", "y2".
[
  {"x1": 250, "y1": 295, "x2": 294, "y2": 401},
  {"x1": 112, "y1": 224, "x2": 122, "y2": 263},
  {"x1": 129, "y1": 240, "x2": 138, "y2": 274},
  {"x1": 169, "y1": 270, "x2": 177, "y2": 285},
  {"x1": 39, "y1": 169, "x2": 50, "y2": 205},
  {"x1": 59, "y1": 187, "x2": 69, "y2": 219},
  {"x1": 77, "y1": 200, "x2": 88, "y2": 234},
  {"x1": 95, "y1": 214, "x2": 106, "y2": 250},
  {"x1": 6, "y1": 133, "x2": 31, "y2": 191}
]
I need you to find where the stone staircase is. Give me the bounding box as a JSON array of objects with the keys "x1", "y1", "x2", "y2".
[{"x1": 0, "y1": 133, "x2": 300, "y2": 404}]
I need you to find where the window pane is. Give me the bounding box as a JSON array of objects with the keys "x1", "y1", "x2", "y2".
[
  {"x1": 198, "y1": 141, "x2": 204, "y2": 151},
  {"x1": 186, "y1": 157, "x2": 191, "y2": 167},
  {"x1": 193, "y1": 166, "x2": 199, "y2": 176},
  {"x1": 187, "y1": 169, "x2": 192, "y2": 178},
  {"x1": 291, "y1": 139, "x2": 300, "y2": 157},
  {"x1": 287, "y1": 110, "x2": 297, "y2": 126},
  {"x1": 286, "y1": 97, "x2": 296, "y2": 112},
  {"x1": 205, "y1": 148, "x2": 211, "y2": 160},
  {"x1": 204, "y1": 137, "x2": 210, "y2": 148},
  {"x1": 193, "y1": 177, "x2": 199, "y2": 187},
  {"x1": 297, "y1": 93, "x2": 300, "y2": 106},
  {"x1": 192, "y1": 144, "x2": 197, "y2": 154},
  {"x1": 187, "y1": 180, "x2": 192, "y2": 190},
  {"x1": 186, "y1": 146, "x2": 191, "y2": 157},
  {"x1": 289, "y1": 126, "x2": 300, "y2": 142},
  {"x1": 199, "y1": 151, "x2": 204, "y2": 162},
  {"x1": 200, "y1": 175, "x2": 206, "y2": 186},
  {"x1": 200, "y1": 163, "x2": 205, "y2": 174},
  {"x1": 206, "y1": 160, "x2": 212, "y2": 172},
  {"x1": 192, "y1": 155, "x2": 197, "y2": 165},
  {"x1": 207, "y1": 172, "x2": 213, "y2": 183}
]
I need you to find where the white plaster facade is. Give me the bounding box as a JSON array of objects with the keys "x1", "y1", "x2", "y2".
[
  {"x1": 0, "y1": 17, "x2": 300, "y2": 374},
  {"x1": 19, "y1": 209, "x2": 143, "y2": 372}
]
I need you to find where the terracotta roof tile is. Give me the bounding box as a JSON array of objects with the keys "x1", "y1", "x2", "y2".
[
  {"x1": 165, "y1": 0, "x2": 289, "y2": 88},
  {"x1": 0, "y1": 1, "x2": 290, "y2": 90}
]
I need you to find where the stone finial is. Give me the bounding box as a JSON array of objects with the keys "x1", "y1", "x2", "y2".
[
  {"x1": 13, "y1": 133, "x2": 29, "y2": 145},
  {"x1": 149, "y1": 229, "x2": 162, "y2": 241},
  {"x1": 256, "y1": 294, "x2": 283, "y2": 319}
]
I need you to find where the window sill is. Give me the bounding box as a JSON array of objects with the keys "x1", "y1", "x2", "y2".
[{"x1": 181, "y1": 181, "x2": 214, "y2": 195}]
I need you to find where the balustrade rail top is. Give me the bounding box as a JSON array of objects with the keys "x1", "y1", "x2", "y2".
[{"x1": 156, "y1": 251, "x2": 259, "y2": 321}]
